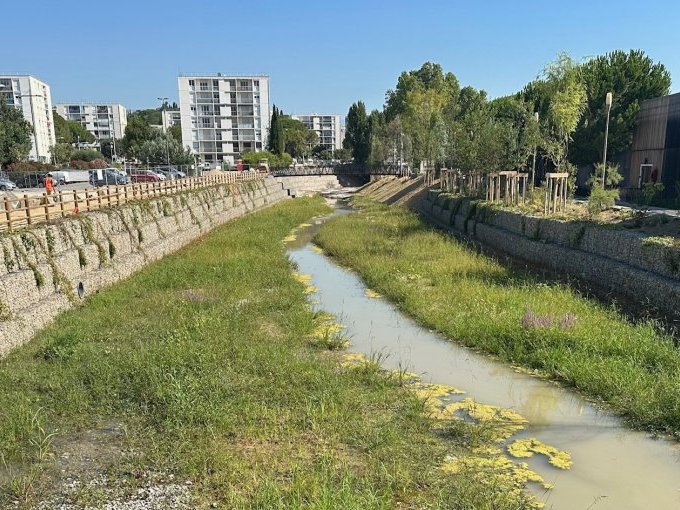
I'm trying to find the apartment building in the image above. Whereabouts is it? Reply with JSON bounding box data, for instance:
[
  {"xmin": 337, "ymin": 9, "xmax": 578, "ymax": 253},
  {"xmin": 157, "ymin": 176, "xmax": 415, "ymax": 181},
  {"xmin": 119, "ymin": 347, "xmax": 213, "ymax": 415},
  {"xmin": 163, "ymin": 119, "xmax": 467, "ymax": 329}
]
[
  {"xmin": 0, "ymin": 75, "xmax": 55, "ymax": 162},
  {"xmin": 162, "ymin": 109, "xmax": 181, "ymax": 130},
  {"xmin": 55, "ymin": 103, "xmax": 127, "ymax": 141},
  {"xmin": 178, "ymin": 74, "xmax": 270, "ymax": 167},
  {"xmin": 291, "ymin": 114, "xmax": 342, "ymax": 152}
]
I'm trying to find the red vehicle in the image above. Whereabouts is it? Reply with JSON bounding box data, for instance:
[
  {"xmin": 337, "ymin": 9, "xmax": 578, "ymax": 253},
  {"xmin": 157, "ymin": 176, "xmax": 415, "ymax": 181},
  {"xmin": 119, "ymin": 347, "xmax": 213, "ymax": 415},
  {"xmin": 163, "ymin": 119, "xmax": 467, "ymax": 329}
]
[{"xmin": 129, "ymin": 170, "xmax": 161, "ymax": 183}]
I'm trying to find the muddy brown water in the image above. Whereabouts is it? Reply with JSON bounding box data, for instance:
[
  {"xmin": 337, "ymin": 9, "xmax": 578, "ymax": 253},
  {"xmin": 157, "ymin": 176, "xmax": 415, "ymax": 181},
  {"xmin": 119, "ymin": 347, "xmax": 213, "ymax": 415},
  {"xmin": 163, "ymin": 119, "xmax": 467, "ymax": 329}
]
[{"xmin": 287, "ymin": 208, "xmax": 680, "ymax": 510}]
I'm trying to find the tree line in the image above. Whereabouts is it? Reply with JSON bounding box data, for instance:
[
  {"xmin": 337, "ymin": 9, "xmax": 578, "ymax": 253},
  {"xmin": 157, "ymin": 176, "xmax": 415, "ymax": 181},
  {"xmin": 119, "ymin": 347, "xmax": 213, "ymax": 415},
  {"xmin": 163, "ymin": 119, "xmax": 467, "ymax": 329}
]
[{"xmin": 343, "ymin": 50, "xmax": 671, "ymax": 187}]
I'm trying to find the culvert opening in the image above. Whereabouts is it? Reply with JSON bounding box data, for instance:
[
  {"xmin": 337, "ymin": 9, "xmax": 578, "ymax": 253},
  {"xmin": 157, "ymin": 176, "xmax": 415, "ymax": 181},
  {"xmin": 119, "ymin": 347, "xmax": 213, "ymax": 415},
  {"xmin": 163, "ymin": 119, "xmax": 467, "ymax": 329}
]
[{"xmin": 77, "ymin": 282, "xmax": 85, "ymax": 299}]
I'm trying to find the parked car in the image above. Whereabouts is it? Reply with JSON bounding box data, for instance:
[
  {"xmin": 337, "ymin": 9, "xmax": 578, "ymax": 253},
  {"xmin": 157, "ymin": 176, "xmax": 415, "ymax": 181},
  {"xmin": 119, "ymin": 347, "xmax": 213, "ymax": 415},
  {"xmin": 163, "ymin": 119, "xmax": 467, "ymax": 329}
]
[
  {"xmin": 89, "ymin": 169, "xmax": 128, "ymax": 187},
  {"xmin": 0, "ymin": 176, "xmax": 17, "ymax": 191},
  {"xmin": 158, "ymin": 169, "xmax": 185, "ymax": 180},
  {"xmin": 129, "ymin": 170, "xmax": 161, "ymax": 183},
  {"xmin": 8, "ymin": 172, "xmax": 46, "ymax": 188}
]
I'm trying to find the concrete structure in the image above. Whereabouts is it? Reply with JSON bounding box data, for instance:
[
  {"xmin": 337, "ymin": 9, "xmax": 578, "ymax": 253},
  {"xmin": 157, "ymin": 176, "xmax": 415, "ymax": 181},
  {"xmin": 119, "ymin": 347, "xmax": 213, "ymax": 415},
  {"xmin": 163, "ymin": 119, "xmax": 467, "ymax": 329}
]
[
  {"xmin": 627, "ymin": 92, "xmax": 680, "ymax": 198},
  {"xmin": 178, "ymin": 74, "xmax": 270, "ymax": 167},
  {"xmin": 162, "ymin": 108, "xmax": 181, "ymax": 130},
  {"xmin": 0, "ymin": 75, "xmax": 55, "ymax": 162},
  {"xmin": 0, "ymin": 178, "xmax": 288, "ymax": 356},
  {"xmin": 291, "ymin": 114, "xmax": 342, "ymax": 152},
  {"xmin": 55, "ymin": 103, "xmax": 128, "ymax": 141}
]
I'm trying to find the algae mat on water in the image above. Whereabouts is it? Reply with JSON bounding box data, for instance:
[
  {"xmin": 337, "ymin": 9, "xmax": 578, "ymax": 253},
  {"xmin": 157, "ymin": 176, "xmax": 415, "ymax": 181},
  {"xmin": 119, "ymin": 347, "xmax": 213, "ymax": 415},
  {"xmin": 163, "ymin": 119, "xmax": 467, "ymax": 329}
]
[
  {"xmin": 314, "ymin": 198, "xmax": 680, "ymax": 436},
  {"xmin": 0, "ymin": 197, "xmax": 534, "ymax": 509}
]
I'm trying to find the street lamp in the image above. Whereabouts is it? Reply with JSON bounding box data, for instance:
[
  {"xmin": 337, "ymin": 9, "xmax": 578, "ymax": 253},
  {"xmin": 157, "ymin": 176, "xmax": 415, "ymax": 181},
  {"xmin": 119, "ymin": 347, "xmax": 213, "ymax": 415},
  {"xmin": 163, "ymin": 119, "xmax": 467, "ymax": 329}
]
[
  {"xmin": 601, "ymin": 92, "xmax": 613, "ymax": 187},
  {"xmin": 158, "ymin": 96, "xmax": 170, "ymax": 166}
]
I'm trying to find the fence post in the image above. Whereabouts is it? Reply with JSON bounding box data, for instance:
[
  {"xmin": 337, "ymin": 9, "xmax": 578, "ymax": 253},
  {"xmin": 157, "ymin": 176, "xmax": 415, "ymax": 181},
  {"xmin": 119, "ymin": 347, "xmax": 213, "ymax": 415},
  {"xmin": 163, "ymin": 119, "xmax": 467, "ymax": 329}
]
[
  {"xmin": 58, "ymin": 190, "xmax": 65, "ymax": 217},
  {"xmin": 4, "ymin": 196, "xmax": 12, "ymax": 231},
  {"xmin": 24, "ymin": 194, "xmax": 32, "ymax": 225},
  {"xmin": 43, "ymin": 192, "xmax": 50, "ymax": 222},
  {"xmin": 97, "ymin": 188, "xmax": 103, "ymax": 209}
]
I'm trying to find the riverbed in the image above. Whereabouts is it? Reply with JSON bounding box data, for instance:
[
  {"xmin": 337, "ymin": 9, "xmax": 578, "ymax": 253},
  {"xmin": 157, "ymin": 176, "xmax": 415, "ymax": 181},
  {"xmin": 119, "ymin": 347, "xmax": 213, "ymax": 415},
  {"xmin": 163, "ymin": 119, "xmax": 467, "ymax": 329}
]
[{"xmin": 287, "ymin": 208, "xmax": 680, "ymax": 510}]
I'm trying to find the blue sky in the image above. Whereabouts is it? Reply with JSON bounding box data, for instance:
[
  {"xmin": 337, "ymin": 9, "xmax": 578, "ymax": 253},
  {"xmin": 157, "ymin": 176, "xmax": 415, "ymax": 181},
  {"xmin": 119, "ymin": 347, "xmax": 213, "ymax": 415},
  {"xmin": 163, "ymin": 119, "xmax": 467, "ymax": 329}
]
[{"xmin": 1, "ymin": 0, "xmax": 679, "ymax": 117}]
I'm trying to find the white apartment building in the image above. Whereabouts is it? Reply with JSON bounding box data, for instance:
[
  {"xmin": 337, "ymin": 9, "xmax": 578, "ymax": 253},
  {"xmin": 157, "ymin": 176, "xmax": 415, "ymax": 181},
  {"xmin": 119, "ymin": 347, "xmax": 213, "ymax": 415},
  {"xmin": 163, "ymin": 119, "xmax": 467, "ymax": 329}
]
[
  {"xmin": 55, "ymin": 103, "xmax": 127, "ymax": 141},
  {"xmin": 162, "ymin": 109, "xmax": 181, "ymax": 130},
  {"xmin": 0, "ymin": 75, "xmax": 55, "ymax": 162},
  {"xmin": 291, "ymin": 114, "xmax": 342, "ymax": 152},
  {"xmin": 178, "ymin": 74, "xmax": 270, "ymax": 167}
]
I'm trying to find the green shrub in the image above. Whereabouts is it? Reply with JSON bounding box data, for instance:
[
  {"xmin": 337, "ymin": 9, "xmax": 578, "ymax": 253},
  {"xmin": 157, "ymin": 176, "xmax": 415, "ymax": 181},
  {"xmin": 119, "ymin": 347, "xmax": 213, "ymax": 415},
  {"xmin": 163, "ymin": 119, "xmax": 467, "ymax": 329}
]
[{"xmin": 587, "ymin": 185, "xmax": 619, "ymax": 215}]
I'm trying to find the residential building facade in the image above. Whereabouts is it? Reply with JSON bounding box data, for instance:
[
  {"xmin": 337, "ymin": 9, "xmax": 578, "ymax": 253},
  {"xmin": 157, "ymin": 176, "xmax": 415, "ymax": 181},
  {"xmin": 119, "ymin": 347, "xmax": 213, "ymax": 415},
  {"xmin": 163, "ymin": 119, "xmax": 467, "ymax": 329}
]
[
  {"xmin": 55, "ymin": 103, "xmax": 128, "ymax": 141},
  {"xmin": 178, "ymin": 74, "xmax": 270, "ymax": 167},
  {"xmin": 0, "ymin": 75, "xmax": 55, "ymax": 162},
  {"xmin": 291, "ymin": 114, "xmax": 342, "ymax": 152},
  {"xmin": 162, "ymin": 109, "xmax": 181, "ymax": 130}
]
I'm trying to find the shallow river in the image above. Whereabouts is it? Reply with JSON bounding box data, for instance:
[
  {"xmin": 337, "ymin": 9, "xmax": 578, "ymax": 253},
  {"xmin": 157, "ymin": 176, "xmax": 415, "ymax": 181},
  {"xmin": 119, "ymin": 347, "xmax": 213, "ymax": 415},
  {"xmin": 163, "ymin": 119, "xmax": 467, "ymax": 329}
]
[{"xmin": 287, "ymin": 209, "xmax": 680, "ymax": 510}]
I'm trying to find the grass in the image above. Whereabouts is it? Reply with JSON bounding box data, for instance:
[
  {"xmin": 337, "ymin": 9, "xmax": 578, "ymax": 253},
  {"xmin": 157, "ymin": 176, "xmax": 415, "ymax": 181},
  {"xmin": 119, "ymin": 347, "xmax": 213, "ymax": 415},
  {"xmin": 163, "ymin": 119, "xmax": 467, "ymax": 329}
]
[
  {"xmin": 315, "ymin": 198, "xmax": 680, "ymax": 436},
  {"xmin": 0, "ymin": 197, "xmax": 534, "ymax": 509}
]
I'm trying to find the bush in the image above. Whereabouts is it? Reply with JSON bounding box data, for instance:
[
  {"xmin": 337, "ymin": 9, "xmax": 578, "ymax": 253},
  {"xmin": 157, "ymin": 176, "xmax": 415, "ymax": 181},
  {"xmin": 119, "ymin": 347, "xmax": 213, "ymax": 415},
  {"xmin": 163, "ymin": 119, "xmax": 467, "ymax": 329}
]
[
  {"xmin": 6, "ymin": 161, "xmax": 56, "ymax": 172},
  {"xmin": 587, "ymin": 185, "xmax": 619, "ymax": 215},
  {"xmin": 240, "ymin": 150, "xmax": 293, "ymax": 169}
]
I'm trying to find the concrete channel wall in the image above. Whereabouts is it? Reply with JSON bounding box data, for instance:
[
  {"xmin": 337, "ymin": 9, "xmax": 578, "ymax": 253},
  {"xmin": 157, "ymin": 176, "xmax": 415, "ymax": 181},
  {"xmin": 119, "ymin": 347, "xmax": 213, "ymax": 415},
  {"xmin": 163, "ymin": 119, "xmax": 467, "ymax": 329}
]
[
  {"xmin": 0, "ymin": 179, "xmax": 289, "ymax": 356},
  {"xmin": 420, "ymin": 191, "xmax": 680, "ymax": 320}
]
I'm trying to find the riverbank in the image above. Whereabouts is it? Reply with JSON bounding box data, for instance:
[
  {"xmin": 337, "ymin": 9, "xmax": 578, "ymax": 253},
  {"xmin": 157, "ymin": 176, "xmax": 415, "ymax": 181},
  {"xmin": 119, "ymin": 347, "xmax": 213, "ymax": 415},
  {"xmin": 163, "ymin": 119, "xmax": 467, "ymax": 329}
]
[
  {"xmin": 314, "ymin": 198, "xmax": 680, "ymax": 436},
  {"xmin": 0, "ymin": 197, "xmax": 534, "ymax": 509}
]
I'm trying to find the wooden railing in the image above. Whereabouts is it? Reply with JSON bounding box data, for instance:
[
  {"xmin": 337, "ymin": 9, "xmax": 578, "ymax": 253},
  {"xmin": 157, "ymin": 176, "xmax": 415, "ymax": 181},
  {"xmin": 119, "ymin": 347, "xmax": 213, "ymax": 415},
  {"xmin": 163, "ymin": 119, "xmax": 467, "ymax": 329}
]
[{"xmin": 0, "ymin": 171, "xmax": 264, "ymax": 232}]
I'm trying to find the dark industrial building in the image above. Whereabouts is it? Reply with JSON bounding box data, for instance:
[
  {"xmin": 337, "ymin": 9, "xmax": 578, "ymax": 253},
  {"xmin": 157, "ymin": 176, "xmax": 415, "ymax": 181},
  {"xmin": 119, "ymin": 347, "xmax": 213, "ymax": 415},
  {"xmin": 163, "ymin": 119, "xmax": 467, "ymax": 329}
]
[{"xmin": 627, "ymin": 92, "xmax": 680, "ymax": 198}]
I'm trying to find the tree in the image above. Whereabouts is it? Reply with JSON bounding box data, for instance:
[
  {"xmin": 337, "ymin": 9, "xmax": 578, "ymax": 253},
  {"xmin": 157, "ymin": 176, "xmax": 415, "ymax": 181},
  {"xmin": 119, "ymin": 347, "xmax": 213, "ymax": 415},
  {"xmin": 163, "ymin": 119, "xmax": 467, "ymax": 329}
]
[
  {"xmin": 523, "ymin": 53, "xmax": 586, "ymax": 178},
  {"xmin": 50, "ymin": 142, "xmax": 73, "ymax": 166},
  {"xmin": 344, "ymin": 101, "xmax": 370, "ymax": 163},
  {"xmin": 169, "ymin": 124, "xmax": 182, "ymax": 143},
  {"xmin": 130, "ymin": 108, "xmax": 162, "ymax": 126},
  {"xmin": 0, "ymin": 101, "xmax": 33, "ymax": 167},
  {"xmin": 280, "ymin": 115, "xmax": 317, "ymax": 158},
  {"xmin": 571, "ymin": 49, "xmax": 671, "ymax": 165},
  {"xmin": 267, "ymin": 105, "xmax": 285, "ymax": 155},
  {"xmin": 121, "ymin": 115, "xmax": 155, "ymax": 159},
  {"xmin": 402, "ymin": 88, "xmax": 448, "ymax": 168},
  {"xmin": 53, "ymin": 112, "xmax": 95, "ymax": 144},
  {"xmin": 385, "ymin": 62, "xmax": 460, "ymax": 122},
  {"xmin": 136, "ymin": 134, "xmax": 194, "ymax": 165}
]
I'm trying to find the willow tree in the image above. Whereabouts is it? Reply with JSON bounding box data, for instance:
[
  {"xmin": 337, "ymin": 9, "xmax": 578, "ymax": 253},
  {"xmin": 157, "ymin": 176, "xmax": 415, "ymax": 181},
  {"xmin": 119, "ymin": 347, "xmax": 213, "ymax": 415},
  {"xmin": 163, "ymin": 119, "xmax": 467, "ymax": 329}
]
[{"xmin": 528, "ymin": 53, "xmax": 586, "ymax": 187}]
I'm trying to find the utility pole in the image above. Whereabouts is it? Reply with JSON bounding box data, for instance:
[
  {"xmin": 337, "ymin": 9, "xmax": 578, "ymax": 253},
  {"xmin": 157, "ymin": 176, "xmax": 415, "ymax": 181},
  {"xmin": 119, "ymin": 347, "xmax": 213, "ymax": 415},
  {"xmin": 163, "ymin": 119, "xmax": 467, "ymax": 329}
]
[
  {"xmin": 601, "ymin": 92, "xmax": 613, "ymax": 187},
  {"xmin": 158, "ymin": 96, "xmax": 170, "ymax": 166}
]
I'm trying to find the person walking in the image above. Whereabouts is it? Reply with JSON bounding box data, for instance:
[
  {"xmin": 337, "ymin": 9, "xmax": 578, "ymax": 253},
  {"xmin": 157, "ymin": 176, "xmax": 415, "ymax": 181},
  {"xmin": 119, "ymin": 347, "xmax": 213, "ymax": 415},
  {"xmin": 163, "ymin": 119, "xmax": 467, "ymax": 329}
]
[{"xmin": 44, "ymin": 173, "xmax": 55, "ymax": 203}]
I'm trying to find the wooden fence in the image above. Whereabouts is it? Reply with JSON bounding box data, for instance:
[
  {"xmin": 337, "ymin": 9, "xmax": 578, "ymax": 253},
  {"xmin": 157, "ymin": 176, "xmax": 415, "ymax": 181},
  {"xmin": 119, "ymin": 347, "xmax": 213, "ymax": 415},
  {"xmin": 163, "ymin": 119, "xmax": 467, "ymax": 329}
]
[{"xmin": 0, "ymin": 171, "xmax": 264, "ymax": 232}]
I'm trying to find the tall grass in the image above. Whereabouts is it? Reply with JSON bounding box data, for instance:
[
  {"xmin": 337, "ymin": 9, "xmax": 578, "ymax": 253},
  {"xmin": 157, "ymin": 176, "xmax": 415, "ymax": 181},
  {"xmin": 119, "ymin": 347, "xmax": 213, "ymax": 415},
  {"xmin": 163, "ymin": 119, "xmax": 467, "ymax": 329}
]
[
  {"xmin": 315, "ymin": 198, "xmax": 680, "ymax": 436},
  {"xmin": 0, "ymin": 197, "xmax": 532, "ymax": 509}
]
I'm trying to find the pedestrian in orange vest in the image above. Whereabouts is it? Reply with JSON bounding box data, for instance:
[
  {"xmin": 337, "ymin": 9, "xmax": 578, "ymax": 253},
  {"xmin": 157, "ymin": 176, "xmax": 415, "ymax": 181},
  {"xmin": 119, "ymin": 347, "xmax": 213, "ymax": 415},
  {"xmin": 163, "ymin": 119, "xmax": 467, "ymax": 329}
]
[{"xmin": 44, "ymin": 173, "xmax": 55, "ymax": 195}]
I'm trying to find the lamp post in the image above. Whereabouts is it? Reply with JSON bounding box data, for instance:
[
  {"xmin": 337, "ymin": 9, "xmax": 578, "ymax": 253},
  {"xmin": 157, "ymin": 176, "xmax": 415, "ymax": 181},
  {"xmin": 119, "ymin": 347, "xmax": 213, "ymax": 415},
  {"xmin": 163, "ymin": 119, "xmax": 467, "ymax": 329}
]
[
  {"xmin": 158, "ymin": 97, "xmax": 170, "ymax": 166},
  {"xmin": 531, "ymin": 111, "xmax": 539, "ymax": 188},
  {"xmin": 601, "ymin": 92, "xmax": 613, "ymax": 187}
]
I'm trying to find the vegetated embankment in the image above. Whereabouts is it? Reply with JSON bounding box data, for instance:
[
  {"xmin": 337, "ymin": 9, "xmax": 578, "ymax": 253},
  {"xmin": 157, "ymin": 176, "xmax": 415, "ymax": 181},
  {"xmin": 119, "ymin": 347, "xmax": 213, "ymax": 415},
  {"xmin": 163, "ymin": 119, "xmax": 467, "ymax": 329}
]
[
  {"xmin": 0, "ymin": 197, "xmax": 536, "ymax": 509},
  {"xmin": 419, "ymin": 190, "xmax": 680, "ymax": 322},
  {"xmin": 314, "ymin": 198, "xmax": 680, "ymax": 436},
  {"xmin": 0, "ymin": 178, "xmax": 286, "ymax": 356}
]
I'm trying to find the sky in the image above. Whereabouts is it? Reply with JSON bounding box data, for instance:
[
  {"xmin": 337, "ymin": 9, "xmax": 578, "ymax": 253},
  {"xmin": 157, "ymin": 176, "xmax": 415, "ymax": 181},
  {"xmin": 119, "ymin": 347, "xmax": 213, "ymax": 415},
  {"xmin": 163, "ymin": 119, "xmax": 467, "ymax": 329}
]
[{"xmin": 2, "ymin": 0, "xmax": 679, "ymax": 118}]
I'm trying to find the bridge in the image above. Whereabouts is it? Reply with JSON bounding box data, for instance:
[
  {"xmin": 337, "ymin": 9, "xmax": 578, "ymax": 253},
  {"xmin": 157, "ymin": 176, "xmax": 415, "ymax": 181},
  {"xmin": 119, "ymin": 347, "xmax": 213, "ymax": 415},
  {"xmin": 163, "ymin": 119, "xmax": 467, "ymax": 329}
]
[{"xmin": 270, "ymin": 164, "xmax": 408, "ymax": 178}]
